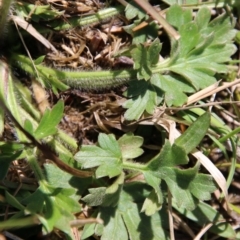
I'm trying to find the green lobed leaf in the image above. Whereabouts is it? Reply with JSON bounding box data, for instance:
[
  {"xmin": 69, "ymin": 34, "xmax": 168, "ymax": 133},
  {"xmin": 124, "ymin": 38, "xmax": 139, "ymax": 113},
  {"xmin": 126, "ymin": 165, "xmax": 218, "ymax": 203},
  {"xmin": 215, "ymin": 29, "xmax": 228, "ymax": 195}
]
[
  {"xmin": 142, "ymin": 172, "xmax": 163, "ymax": 215},
  {"xmin": 82, "ymin": 187, "xmax": 107, "ymax": 206},
  {"xmin": 21, "ymin": 183, "xmax": 80, "ymax": 238},
  {"xmin": 146, "ymin": 140, "xmax": 188, "ymax": 171},
  {"xmin": 131, "ymin": 39, "xmax": 162, "ymax": 80},
  {"xmin": 179, "ymin": 22, "xmax": 200, "ymax": 57},
  {"xmin": 81, "ymin": 211, "xmax": 98, "ymax": 239},
  {"xmin": 152, "ymin": 74, "xmax": 194, "ymax": 106},
  {"xmin": 189, "ymin": 173, "xmax": 217, "ymax": 200},
  {"xmin": 131, "ymin": 45, "xmax": 152, "ymax": 80},
  {"xmin": 125, "ymin": 1, "xmax": 146, "ymax": 20},
  {"xmin": 22, "ymin": 188, "xmax": 45, "ymax": 214},
  {"xmin": 44, "ymin": 164, "xmax": 91, "ymax": 196},
  {"xmin": 118, "ymin": 133, "xmax": 144, "ymax": 159},
  {"xmin": 166, "ymin": 8, "xmax": 237, "ymax": 90},
  {"xmin": 74, "ymin": 133, "xmax": 122, "ymax": 178},
  {"xmin": 123, "ymin": 80, "xmax": 163, "ymax": 120},
  {"xmin": 166, "ymin": 4, "xmax": 192, "ymax": 30},
  {"xmin": 148, "ymin": 38, "xmax": 162, "ymax": 65},
  {"xmin": 101, "ymin": 210, "xmax": 128, "ymax": 240},
  {"xmin": 75, "ymin": 144, "xmax": 122, "ymax": 178},
  {"xmin": 103, "ymin": 173, "xmax": 124, "ymax": 207},
  {"xmin": 123, "ymin": 6, "xmax": 236, "ymax": 120},
  {"xmin": 98, "ymin": 133, "xmax": 121, "ymax": 157},
  {"xmin": 195, "ymin": 7, "xmax": 211, "ymax": 30},
  {"xmin": 174, "ymin": 200, "xmax": 236, "ymax": 239},
  {"xmin": 161, "ymin": 167, "xmax": 199, "ymax": 210},
  {"xmin": 87, "ymin": 182, "xmax": 169, "ymax": 240},
  {"xmin": 141, "ymin": 174, "xmax": 163, "ymax": 215},
  {"xmin": 143, "ymin": 137, "xmax": 216, "ymax": 210},
  {"xmin": 141, "ymin": 190, "xmax": 162, "ymax": 216}
]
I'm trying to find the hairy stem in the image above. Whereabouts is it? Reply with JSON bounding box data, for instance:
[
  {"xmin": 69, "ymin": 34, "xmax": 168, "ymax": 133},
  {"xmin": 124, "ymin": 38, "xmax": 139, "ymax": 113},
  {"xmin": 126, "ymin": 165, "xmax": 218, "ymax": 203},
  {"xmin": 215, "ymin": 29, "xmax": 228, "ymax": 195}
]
[
  {"xmin": 51, "ymin": 6, "xmax": 124, "ymax": 31},
  {"xmin": 122, "ymin": 161, "xmax": 147, "ymax": 172},
  {"xmin": 11, "ymin": 53, "xmax": 170, "ymax": 90},
  {"xmin": 0, "ymin": 0, "xmax": 12, "ymax": 42}
]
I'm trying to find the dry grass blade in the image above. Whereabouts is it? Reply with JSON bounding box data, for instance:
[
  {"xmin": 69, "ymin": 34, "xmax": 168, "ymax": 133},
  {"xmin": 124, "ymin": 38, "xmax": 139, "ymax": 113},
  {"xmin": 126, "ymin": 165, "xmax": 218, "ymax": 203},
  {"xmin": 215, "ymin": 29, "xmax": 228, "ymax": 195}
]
[
  {"xmin": 11, "ymin": 15, "xmax": 57, "ymax": 52},
  {"xmin": 133, "ymin": 0, "xmax": 180, "ymax": 40},
  {"xmin": 193, "ymin": 223, "xmax": 214, "ymax": 240},
  {"xmin": 187, "ymin": 78, "xmax": 240, "ymax": 106},
  {"xmin": 192, "ymin": 150, "xmax": 228, "ymax": 198}
]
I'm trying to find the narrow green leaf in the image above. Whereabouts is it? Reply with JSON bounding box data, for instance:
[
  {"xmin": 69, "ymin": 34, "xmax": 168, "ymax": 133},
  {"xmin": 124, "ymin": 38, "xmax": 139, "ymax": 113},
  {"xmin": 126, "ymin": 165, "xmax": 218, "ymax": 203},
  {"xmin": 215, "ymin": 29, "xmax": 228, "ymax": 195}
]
[
  {"xmin": 34, "ymin": 100, "xmax": 64, "ymax": 139},
  {"xmin": 24, "ymin": 119, "xmax": 34, "ymax": 135},
  {"xmin": 5, "ymin": 191, "xmax": 25, "ymax": 211},
  {"xmin": 0, "ymin": 216, "xmax": 39, "ymax": 231},
  {"xmin": 174, "ymin": 201, "xmax": 236, "ymax": 239},
  {"xmin": 34, "ymin": 55, "xmax": 45, "ymax": 65},
  {"xmin": 0, "ymin": 152, "xmax": 22, "ymax": 180},
  {"xmin": 174, "ymin": 112, "xmax": 210, "ymax": 154}
]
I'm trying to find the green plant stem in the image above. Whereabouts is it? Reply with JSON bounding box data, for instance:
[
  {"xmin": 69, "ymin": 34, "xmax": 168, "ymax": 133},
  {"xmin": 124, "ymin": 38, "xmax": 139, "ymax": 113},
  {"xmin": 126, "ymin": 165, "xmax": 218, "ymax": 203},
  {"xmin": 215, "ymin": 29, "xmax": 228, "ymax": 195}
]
[
  {"xmin": 50, "ymin": 6, "xmax": 124, "ymax": 31},
  {"xmin": 0, "ymin": 215, "xmax": 40, "ymax": 230},
  {"xmin": 11, "ymin": 53, "xmax": 170, "ymax": 90},
  {"xmin": 123, "ymin": 161, "xmax": 147, "ymax": 171},
  {"xmin": 25, "ymin": 149, "xmax": 46, "ymax": 182},
  {"xmin": 0, "ymin": 0, "xmax": 13, "ymax": 41},
  {"xmin": 218, "ymin": 126, "xmax": 240, "ymax": 143}
]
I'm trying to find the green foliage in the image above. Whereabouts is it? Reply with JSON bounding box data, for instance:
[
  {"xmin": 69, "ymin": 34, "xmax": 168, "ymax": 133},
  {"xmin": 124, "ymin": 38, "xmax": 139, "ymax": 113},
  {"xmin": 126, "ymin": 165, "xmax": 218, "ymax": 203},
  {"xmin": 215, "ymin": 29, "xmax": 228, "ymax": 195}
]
[
  {"xmin": 0, "ymin": 1, "xmax": 238, "ymax": 239},
  {"xmin": 131, "ymin": 39, "xmax": 162, "ymax": 80},
  {"xmin": 15, "ymin": 2, "xmax": 61, "ymax": 22},
  {"xmin": 125, "ymin": 1, "xmax": 146, "ymax": 20},
  {"xmin": 34, "ymin": 100, "xmax": 64, "ymax": 139},
  {"xmin": 81, "ymin": 182, "xmax": 170, "ymax": 240},
  {"xmin": 75, "ymin": 133, "xmax": 123, "ymax": 178},
  {"xmin": 74, "ymin": 113, "xmax": 219, "ymax": 238},
  {"xmin": 123, "ymin": 5, "xmax": 236, "ymax": 120},
  {"xmin": 0, "ymin": 165, "xmax": 90, "ymax": 238}
]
